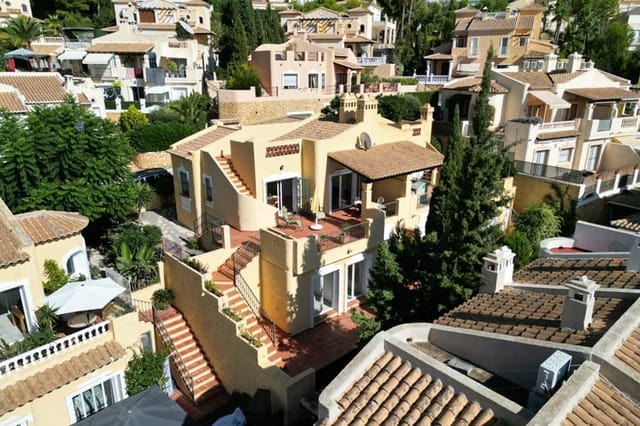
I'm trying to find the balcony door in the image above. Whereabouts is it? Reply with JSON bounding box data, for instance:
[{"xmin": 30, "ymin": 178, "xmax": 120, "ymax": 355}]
[
  {"xmin": 265, "ymin": 174, "xmax": 299, "ymax": 213},
  {"xmin": 313, "ymin": 269, "xmax": 338, "ymax": 318},
  {"xmin": 0, "ymin": 285, "xmax": 29, "ymax": 343},
  {"xmin": 330, "ymin": 170, "xmax": 361, "ymax": 212},
  {"xmin": 533, "ymin": 150, "xmax": 548, "ymax": 176}
]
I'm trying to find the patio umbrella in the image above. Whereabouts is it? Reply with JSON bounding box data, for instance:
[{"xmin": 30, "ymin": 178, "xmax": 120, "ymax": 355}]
[
  {"xmin": 75, "ymin": 385, "xmax": 200, "ymax": 426},
  {"xmin": 44, "ymin": 278, "xmax": 125, "ymax": 315}
]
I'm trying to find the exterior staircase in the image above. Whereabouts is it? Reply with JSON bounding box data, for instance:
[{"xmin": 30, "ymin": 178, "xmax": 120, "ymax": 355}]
[
  {"xmin": 157, "ymin": 308, "xmax": 222, "ymax": 404},
  {"xmin": 217, "ymin": 156, "xmax": 252, "ymax": 197},
  {"xmin": 212, "ymin": 238, "xmax": 284, "ymax": 367}
]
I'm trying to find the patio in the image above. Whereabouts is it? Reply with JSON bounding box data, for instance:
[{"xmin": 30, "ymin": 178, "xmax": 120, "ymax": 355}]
[{"xmin": 271, "ymin": 207, "xmax": 363, "ymax": 241}]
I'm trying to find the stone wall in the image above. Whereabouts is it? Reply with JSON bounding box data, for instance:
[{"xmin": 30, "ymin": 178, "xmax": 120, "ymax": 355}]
[
  {"xmin": 133, "ymin": 151, "xmax": 171, "ymax": 171},
  {"xmin": 219, "ymin": 96, "xmax": 332, "ymax": 125}
]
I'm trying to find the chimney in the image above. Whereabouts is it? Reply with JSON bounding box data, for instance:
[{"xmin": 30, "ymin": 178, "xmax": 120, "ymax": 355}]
[
  {"xmin": 356, "ymin": 94, "xmax": 378, "ymax": 123},
  {"xmin": 420, "ymin": 103, "xmax": 434, "ymax": 143},
  {"xmin": 561, "ymin": 276, "xmax": 599, "ymax": 330},
  {"xmin": 338, "ymin": 93, "xmax": 357, "ymax": 123},
  {"xmin": 480, "ymin": 246, "xmax": 515, "ymax": 293},
  {"xmin": 567, "ymin": 52, "xmax": 583, "ymax": 73},
  {"xmin": 544, "ymin": 53, "xmax": 557, "ymax": 73},
  {"xmin": 626, "ymin": 236, "xmax": 640, "ymax": 271}
]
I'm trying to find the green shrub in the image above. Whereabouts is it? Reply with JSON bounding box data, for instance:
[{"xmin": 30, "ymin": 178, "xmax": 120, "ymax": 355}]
[
  {"xmin": 42, "ymin": 260, "xmax": 68, "ymax": 295},
  {"xmin": 128, "ymin": 122, "xmax": 199, "ymax": 153},
  {"xmin": 377, "ymin": 94, "xmax": 422, "ymax": 123},
  {"xmin": 108, "ymin": 224, "xmax": 162, "ymax": 263},
  {"xmin": 226, "ymin": 62, "xmax": 263, "ymax": 97},
  {"xmin": 119, "ymin": 105, "xmax": 149, "ymax": 133},
  {"xmin": 504, "ymin": 230, "xmax": 536, "ymax": 270},
  {"xmin": 181, "ymin": 257, "xmax": 208, "ymax": 273},
  {"xmin": 205, "ymin": 280, "xmax": 222, "ymax": 296},
  {"xmin": 408, "ymin": 92, "xmax": 434, "ymax": 106},
  {"xmin": 240, "ymin": 329, "xmax": 263, "ymax": 347},
  {"xmin": 124, "ymin": 348, "xmax": 170, "ymax": 395},
  {"xmin": 222, "ymin": 307, "xmax": 241, "ymax": 322},
  {"xmin": 151, "ymin": 288, "xmax": 174, "ymax": 310}
]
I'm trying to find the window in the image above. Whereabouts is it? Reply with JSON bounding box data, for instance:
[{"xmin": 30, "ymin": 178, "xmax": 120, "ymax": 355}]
[
  {"xmin": 308, "ymin": 73, "xmax": 319, "ymax": 89},
  {"xmin": 519, "ymin": 37, "xmax": 528, "ymax": 47},
  {"xmin": 523, "ymin": 60, "xmax": 530, "ymax": 70},
  {"xmin": 65, "ymin": 251, "xmax": 87, "ymax": 278},
  {"xmin": 346, "ymin": 260, "xmax": 366, "ymax": 299},
  {"xmin": 179, "ymin": 170, "xmax": 190, "ymax": 197},
  {"xmin": 558, "ymin": 148, "xmax": 573, "ymax": 163},
  {"xmin": 586, "ymin": 145, "xmax": 601, "ymax": 171},
  {"xmin": 623, "ymin": 102, "xmax": 635, "ymax": 116},
  {"xmin": 313, "ymin": 269, "xmax": 338, "ymax": 317},
  {"xmin": 321, "ymin": 73, "xmax": 326, "ymax": 89},
  {"xmin": 455, "ymin": 37, "xmax": 466, "ymax": 48},
  {"xmin": 330, "ymin": 170, "xmax": 362, "ymax": 211},
  {"xmin": 283, "ymin": 73, "xmax": 298, "ymax": 89},
  {"xmin": 69, "ymin": 374, "xmax": 125, "ymax": 423},
  {"xmin": 499, "ymin": 37, "xmax": 509, "ymax": 57},
  {"xmin": 203, "ymin": 175, "xmax": 213, "ymax": 204},
  {"xmin": 469, "ymin": 37, "xmax": 479, "ymax": 57},
  {"xmin": 533, "ymin": 150, "xmax": 549, "ymax": 176},
  {"xmin": 199, "ymin": 16, "xmax": 204, "ymax": 25}
]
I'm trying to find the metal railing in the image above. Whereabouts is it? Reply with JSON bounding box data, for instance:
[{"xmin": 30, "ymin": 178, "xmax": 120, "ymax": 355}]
[
  {"xmin": 514, "ymin": 160, "xmax": 586, "ymax": 184},
  {"xmin": 0, "ymin": 321, "xmax": 110, "ymax": 377},
  {"xmin": 154, "ymin": 310, "xmax": 194, "ymax": 401},
  {"xmin": 193, "ymin": 213, "xmax": 224, "ymax": 246},
  {"xmin": 383, "ymin": 200, "xmax": 399, "ymax": 217},
  {"xmin": 317, "ymin": 222, "xmax": 366, "ymax": 252}
]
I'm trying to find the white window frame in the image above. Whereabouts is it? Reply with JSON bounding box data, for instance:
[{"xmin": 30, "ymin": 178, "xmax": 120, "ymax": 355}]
[
  {"xmin": 558, "ymin": 147, "xmax": 573, "ymax": 163},
  {"xmin": 66, "ymin": 372, "xmax": 126, "ymax": 424},
  {"xmin": 469, "ymin": 37, "xmax": 479, "ymax": 57},
  {"xmin": 499, "ymin": 37, "xmax": 509, "ymax": 57},
  {"xmin": 283, "ymin": 72, "xmax": 298, "ymax": 89},
  {"xmin": 308, "ymin": 72, "xmax": 319, "ymax": 89},
  {"xmin": 345, "ymin": 253, "xmax": 370, "ymax": 302},
  {"xmin": 311, "ymin": 264, "xmax": 341, "ymax": 326},
  {"xmin": 203, "ymin": 174, "xmax": 213, "ymax": 205},
  {"xmin": 519, "ymin": 37, "xmax": 528, "ymax": 47},
  {"xmin": 0, "ymin": 279, "xmax": 36, "ymax": 333},
  {"xmin": 586, "ymin": 145, "xmax": 601, "ymax": 171},
  {"xmin": 63, "ymin": 246, "xmax": 90, "ymax": 279},
  {"xmin": 0, "ymin": 414, "xmax": 32, "ymax": 426},
  {"xmin": 329, "ymin": 169, "xmax": 361, "ymax": 212}
]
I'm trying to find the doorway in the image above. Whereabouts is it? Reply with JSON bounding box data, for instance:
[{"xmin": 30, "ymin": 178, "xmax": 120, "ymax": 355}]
[
  {"xmin": 313, "ymin": 270, "xmax": 338, "ymax": 318},
  {"xmin": 330, "ymin": 170, "xmax": 361, "ymax": 212},
  {"xmin": 265, "ymin": 176, "xmax": 299, "ymax": 213}
]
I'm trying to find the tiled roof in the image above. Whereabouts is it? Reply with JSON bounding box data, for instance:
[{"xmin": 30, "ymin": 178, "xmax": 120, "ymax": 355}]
[
  {"xmin": 15, "ymin": 210, "xmax": 89, "ymax": 244},
  {"xmin": 563, "ymin": 379, "xmax": 640, "ymax": 425},
  {"xmin": 454, "ymin": 17, "xmax": 473, "ymax": 35},
  {"xmin": 435, "ymin": 288, "xmax": 632, "ymax": 346},
  {"xmin": 0, "ymin": 202, "xmax": 30, "ymax": 268},
  {"xmin": 169, "ymin": 126, "xmax": 238, "ymax": 158},
  {"xmin": 308, "ymin": 34, "xmax": 344, "ymax": 40},
  {"xmin": 548, "ymin": 71, "xmax": 583, "ymax": 84},
  {"xmin": 444, "ymin": 78, "xmax": 509, "ymax": 94},
  {"xmin": 515, "ymin": 15, "xmax": 535, "ymax": 30},
  {"xmin": 76, "ymin": 92, "xmax": 91, "ymax": 106},
  {"xmin": 0, "ymin": 91, "xmax": 27, "ymax": 112},
  {"xmin": 0, "ymin": 341, "xmax": 125, "ymax": 417},
  {"xmin": 514, "ymin": 257, "xmax": 640, "ymax": 289},
  {"xmin": 565, "ymin": 87, "xmax": 640, "ymax": 101},
  {"xmin": 0, "ymin": 74, "xmax": 67, "ymax": 104},
  {"xmin": 468, "ymin": 17, "xmax": 518, "ymax": 32},
  {"xmin": 272, "ymin": 118, "xmax": 353, "ymax": 142},
  {"xmin": 87, "ymin": 43, "xmax": 154, "ymax": 53},
  {"xmin": 330, "ymin": 352, "xmax": 499, "ymax": 426},
  {"xmin": 611, "ymin": 212, "xmax": 640, "ymax": 232},
  {"xmin": 615, "ymin": 324, "xmax": 640, "ymax": 373},
  {"xmin": 424, "ymin": 52, "xmax": 452, "ymax": 60},
  {"xmin": 344, "ymin": 35, "xmax": 373, "ymax": 44},
  {"xmin": 500, "ymin": 72, "xmax": 554, "ymax": 90},
  {"xmin": 329, "ymin": 141, "xmax": 444, "ymax": 181},
  {"xmin": 333, "ymin": 59, "xmax": 363, "ymax": 70}
]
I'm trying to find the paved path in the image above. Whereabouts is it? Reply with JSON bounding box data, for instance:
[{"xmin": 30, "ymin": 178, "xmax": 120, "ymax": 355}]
[{"xmin": 141, "ymin": 208, "xmax": 194, "ymax": 248}]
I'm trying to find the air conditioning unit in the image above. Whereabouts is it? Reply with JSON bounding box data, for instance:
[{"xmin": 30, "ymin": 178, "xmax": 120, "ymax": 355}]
[{"xmin": 535, "ymin": 350, "xmax": 572, "ymax": 395}]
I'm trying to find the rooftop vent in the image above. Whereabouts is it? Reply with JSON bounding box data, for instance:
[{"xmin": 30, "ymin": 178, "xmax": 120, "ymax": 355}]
[{"xmin": 528, "ymin": 350, "xmax": 572, "ymax": 411}]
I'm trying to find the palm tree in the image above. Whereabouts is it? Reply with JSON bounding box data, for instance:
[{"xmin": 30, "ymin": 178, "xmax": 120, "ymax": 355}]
[
  {"xmin": 43, "ymin": 14, "xmax": 63, "ymax": 37},
  {"xmin": 168, "ymin": 93, "xmax": 210, "ymax": 129},
  {"xmin": 115, "ymin": 242, "xmax": 158, "ymax": 289},
  {"xmin": 35, "ymin": 304, "xmax": 59, "ymax": 332},
  {"xmin": 132, "ymin": 181, "xmax": 155, "ymax": 224},
  {"xmin": 0, "ymin": 15, "xmax": 43, "ymax": 49}
]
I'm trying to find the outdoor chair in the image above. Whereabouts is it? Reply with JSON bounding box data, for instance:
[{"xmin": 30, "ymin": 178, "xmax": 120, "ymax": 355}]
[{"xmin": 279, "ymin": 206, "xmax": 302, "ymax": 230}]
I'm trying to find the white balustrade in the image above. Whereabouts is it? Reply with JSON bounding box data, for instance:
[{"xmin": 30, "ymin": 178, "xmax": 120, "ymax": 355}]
[{"xmin": 0, "ymin": 321, "xmax": 110, "ymax": 377}]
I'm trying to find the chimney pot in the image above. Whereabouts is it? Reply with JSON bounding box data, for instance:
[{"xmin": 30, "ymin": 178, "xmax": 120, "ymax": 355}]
[{"xmin": 561, "ymin": 276, "xmax": 599, "ymax": 330}]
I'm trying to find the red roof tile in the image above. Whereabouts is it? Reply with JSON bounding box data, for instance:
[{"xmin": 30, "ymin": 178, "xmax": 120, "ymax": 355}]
[
  {"xmin": 15, "ymin": 210, "xmax": 89, "ymax": 244},
  {"xmin": 271, "ymin": 118, "xmax": 353, "ymax": 142},
  {"xmin": 0, "ymin": 73, "xmax": 68, "ymax": 104},
  {"xmin": 169, "ymin": 126, "xmax": 238, "ymax": 158},
  {"xmin": 615, "ymin": 324, "xmax": 640, "ymax": 374},
  {"xmin": 563, "ymin": 379, "xmax": 640, "ymax": 425}
]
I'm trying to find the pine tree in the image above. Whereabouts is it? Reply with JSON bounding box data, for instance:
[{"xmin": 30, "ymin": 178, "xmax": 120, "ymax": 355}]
[{"xmin": 0, "ymin": 112, "xmax": 39, "ymax": 207}]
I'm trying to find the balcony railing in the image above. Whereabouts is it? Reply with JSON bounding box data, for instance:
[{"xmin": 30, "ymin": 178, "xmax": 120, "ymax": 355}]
[
  {"xmin": 0, "ymin": 321, "xmax": 110, "ymax": 377},
  {"xmin": 383, "ymin": 200, "xmax": 398, "ymax": 217},
  {"xmin": 538, "ymin": 119, "xmax": 580, "ymax": 131},
  {"xmin": 317, "ymin": 222, "xmax": 366, "ymax": 252},
  {"xmin": 514, "ymin": 160, "xmax": 587, "ymax": 184},
  {"xmin": 414, "ymin": 75, "xmax": 450, "ymax": 85},
  {"xmin": 585, "ymin": 116, "xmax": 640, "ymax": 138},
  {"xmin": 356, "ymin": 56, "xmax": 385, "ymax": 66}
]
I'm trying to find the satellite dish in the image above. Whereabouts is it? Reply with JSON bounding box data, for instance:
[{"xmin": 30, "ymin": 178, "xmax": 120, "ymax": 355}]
[{"xmin": 360, "ymin": 132, "xmax": 372, "ymax": 150}]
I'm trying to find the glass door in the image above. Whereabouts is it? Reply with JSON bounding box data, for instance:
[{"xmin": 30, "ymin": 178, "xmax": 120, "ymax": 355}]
[
  {"xmin": 346, "ymin": 261, "xmax": 365, "ymax": 300},
  {"xmin": 266, "ymin": 178, "xmax": 298, "ymax": 213},
  {"xmin": 330, "ymin": 171, "xmax": 361, "ymax": 212},
  {"xmin": 313, "ymin": 271, "xmax": 338, "ymax": 317}
]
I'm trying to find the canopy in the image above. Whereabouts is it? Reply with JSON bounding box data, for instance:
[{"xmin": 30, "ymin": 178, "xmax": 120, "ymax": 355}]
[
  {"xmin": 4, "ymin": 48, "xmax": 45, "ymax": 59},
  {"xmin": 74, "ymin": 386, "xmax": 199, "ymax": 426},
  {"xmin": 82, "ymin": 53, "xmax": 114, "ymax": 65},
  {"xmin": 529, "ymin": 90, "xmax": 571, "ymax": 109},
  {"xmin": 44, "ymin": 278, "xmax": 125, "ymax": 315},
  {"xmin": 58, "ymin": 50, "xmax": 87, "ymax": 61}
]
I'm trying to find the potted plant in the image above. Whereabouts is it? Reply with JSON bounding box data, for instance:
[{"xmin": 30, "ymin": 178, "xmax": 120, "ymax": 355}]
[
  {"xmin": 151, "ymin": 288, "xmax": 175, "ymax": 310},
  {"xmin": 340, "ymin": 222, "xmax": 351, "ymax": 243}
]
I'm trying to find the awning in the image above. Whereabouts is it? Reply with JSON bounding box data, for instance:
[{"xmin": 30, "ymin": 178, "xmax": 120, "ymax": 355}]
[
  {"xmin": 529, "ymin": 90, "xmax": 571, "ymax": 109},
  {"xmin": 146, "ymin": 85, "xmax": 170, "ymax": 94},
  {"xmin": 329, "ymin": 141, "xmax": 444, "ymax": 181},
  {"xmin": 82, "ymin": 53, "xmax": 114, "ymax": 65},
  {"xmin": 333, "ymin": 59, "xmax": 363, "ymax": 70},
  {"xmin": 58, "ymin": 50, "xmax": 86, "ymax": 61}
]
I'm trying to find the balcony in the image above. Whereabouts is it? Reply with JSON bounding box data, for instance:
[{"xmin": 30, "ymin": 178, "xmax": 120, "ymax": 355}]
[
  {"xmin": 414, "ymin": 74, "xmax": 450, "ymax": 85},
  {"xmin": 356, "ymin": 56, "xmax": 386, "ymax": 66},
  {"xmin": 583, "ymin": 116, "xmax": 640, "ymax": 139}
]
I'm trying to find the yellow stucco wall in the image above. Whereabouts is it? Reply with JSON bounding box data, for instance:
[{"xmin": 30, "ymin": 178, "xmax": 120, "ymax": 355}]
[{"xmin": 513, "ymin": 174, "xmax": 581, "ymax": 213}]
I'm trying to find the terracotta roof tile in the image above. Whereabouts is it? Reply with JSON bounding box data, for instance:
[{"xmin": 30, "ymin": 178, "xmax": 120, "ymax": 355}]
[
  {"xmin": 330, "ymin": 352, "xmax": 498, "ymax": 425},
  {"xmin": 0, "ymin": 201, "xmax": 30, "ymax": 268},
  {"xmin": 611, "ymin": 211, "xmax": 640, "ymax": 232},
  {"xmin": 169, "ymin": 126, "xmax": 239, "ymax": 158},
  {"xmin": 0, "ymin": 91, "xmax": 27, "ymax": 112},
  {"xmin": 15, "ymin": 210, "xmax": 88, "ymax": 244},
  {"xmin": 87, "ymin": 43, "xmax": 154, "ymax": 53},
  {"xmin": 435, "ymin": 288, "xmax": 632, "ymax": 346},
  {"xmin": 562, "ymin": 379, "xmax": 640, "ymax": 425},
  {"xmin": 329, "ymin": 141, "xmax": 444, "ymax": 181},
  {"xmin": 272, "ymin": 117, "xmax": 353, "ymax": 142},
  {"xmin": 548, "ymin": 71, "xmax": 583, "ymax": 84},
  {"xmin": 565, "ymin": 87, "xmax": 640, "ymax": 101},
  {"xmin": 0, "ymin": 341, "xmax": 125, "ymax": 417},
  {"xmin": 0, "ymin": 73, "xmax": 67, "ymax": 104},
  {"xmin": 468, "ymin": 17, "xmax": 518, "ymax": 32},
  {"xmin": 444, "ymin": 78, "xmax": 509, "ymax": 94},
  {"xmin": 501, "ymin": 72, "xmax": 554, "ymax": 90},
  {"xmin": 514, "ymin": 257, "xmax": 640, "ymax": 289},
  {"xmin": 615, "ymin": 324, "xmax": 640, "ymax": 374}
]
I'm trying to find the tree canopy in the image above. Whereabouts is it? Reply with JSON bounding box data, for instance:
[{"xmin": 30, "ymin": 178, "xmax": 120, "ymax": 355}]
[{"xmin": 0, "ymin": 99, "xmax": 139, "ymax": 222}]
